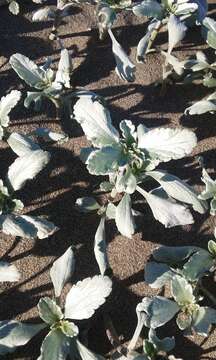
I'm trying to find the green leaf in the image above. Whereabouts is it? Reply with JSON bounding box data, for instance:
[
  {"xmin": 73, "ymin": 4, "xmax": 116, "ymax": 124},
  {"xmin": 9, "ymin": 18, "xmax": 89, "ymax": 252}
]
[
  {"xmin": 0, "ymin": 321, "xmax": 45, "ymax": 355},
  {"xmin": 176, "ymin": 312, "xmax": 192, "ymax": 330},
  {"xmin": 38, "ymin": 298, "xmax": 63, "ymax": 325},
  {"xmin": 50, "ymin": 247, "xmax": 75, "ymax": 298},
  {"xmin": 207, "ymin": 30, "xmax": 216, "ymax": 50},
  {"xmin": 143, "ymin": 340, "xmax": 156, "ymax": 358},
  {"xmin": 171, "ymin": 275, "xmax": 195, "ymax": 306},
  {"xmin": 115, "ymin": 193, "xmax": 135, "ymax": 238},
  {"xmin": 208, "ymin": 240, "xmax": 216, "ymax": 256}
]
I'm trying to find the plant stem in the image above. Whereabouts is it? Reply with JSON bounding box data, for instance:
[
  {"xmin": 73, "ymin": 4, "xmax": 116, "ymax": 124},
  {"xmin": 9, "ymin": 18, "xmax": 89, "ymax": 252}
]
[
  {"xmin": 146, "ymin": 21, "xmax": 163, "ymax": 54},
  {"xmin": 103, "ymin": 314, "xmax": 128, "ymax": 357}
]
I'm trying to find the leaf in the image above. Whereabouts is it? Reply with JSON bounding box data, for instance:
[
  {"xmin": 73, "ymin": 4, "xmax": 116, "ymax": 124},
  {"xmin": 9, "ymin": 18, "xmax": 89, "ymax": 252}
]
[
  {"xmin": 10, "ymin": 53, "xmax": 48, "ymax": 90},
  {"xmin": 73, "ymin": 97, "xmax": 119, "ymax": 147},
  {"xmin": 115, "ymin": 167, "xmax": 137, "ymax": 195},
  {"xmin": 120, "ymin": 120, "xmax": 137, "ymax": 143},
  {"xmin": 0, "ymin": 90, "xmax": 21, "ymax": 127},
  {"xmin": 75, "ymin": 197, "xmax": 100, "ymax": 213},
  {"xmin": 137, "ymin": 186, "xmax": 194, "ymax": 228},
  {"xmin": 38, "ymin": 298, "xmax": 63, "ymax": 325},
  {"xmin": 208, "ymin": 240, "xmax": 216, "ymax": 256},
  {"xmin": 7, "ymin": 133, "xmax": 40, "ymax": 156},
  {"xmin": 32, "ymin": 128, "xmax": 68, "ymax": 143},
  {"xmin": 128, "ymin": 302, "xmax": 149, "ymax": 350},
  {"xmin": 153, "ymin": 245, "xmax": 200, "ymax": 264},
  {"xmin": 137, "ymin": 127, "xmax": 197, "ymax": 162},
  {"xmin": 148, "ymin": 328, "xmax": 175, "ymax": 353},
  {"xmin": 199, "ymin": 168, "xmax": 216, "ymax": 201},
  {"xmin": 174, "ymin": 2, "xmax": 198, "ymax": 16},
  {"xmin": 171, "ymin": 275, "xmax": 195, "ymax": 306},
  {"xmin": 138, "ymin": 296, "xmax": 179, "ymax": 329},
  {"xmin": 32, "ymin": 7, "xmax": 54, "ymax": 21},
  {"xmin": 168, "ymin": 15, "xmax": 187, "ymax": 54},
  {"xmin": 50, "ymin": 246, "xmax": 75, "ymax": 298},
  {"xmin": 21, "ymin": 215, "xmax": 58, "ymax": 239},
  {"xmin": 108, "ymin": 29, "xmax": 136, "ymax": 82},
  {"xmin": 76, "ymin": 340, "xmax": 105, "ymax": 360},
  {"xmin": 8, "ymin": 0, "xmax": 19, "ymax": 15},
  {"xmin": 184, "ymin": 99, "xmax": 216, "ymax": 115},
  {"xmin": 7, "ymin": 149, "xmax": 50, "ymax": 191},
  {"xmin": 0, "ymin": 262, "xmax": 20, "ymax": 282},
  {"xmin": 192, "ymin": 306, "xmax": 216, "ymax": 336},
  {"xmin": 115, "ymin": 194, "xmax": 135, "ymax": 238},
  {"xmin": 162, "ymin": 51, "xmax": 185, "ymax": 75},
  {"xmin": 132, "ymin": 0, "xmax": 163, "ymax": 19},
  {"xmin": 0, "ymin": 214, "xmax": 38, "ymax": 239},
  {"xmin": 144, "ymin": 262, "xmax": 174, "ymax": 288},
  {"xmin": 87, "ymin": 145, "xmax": 124, "ymax": 175},
  {"xmin": 55, "ymin": 49, "xmax": 72, "ymax": 88},
  {"xmin": 146, "ymin": 170, "xmax": 207, "ymax": 214},
  {"xmin": 64, "ymin": 275, "xmax": 112, "ymax": 320},
  {"xmin": 94, "ymin": 217, "xmax": 109, "ymax": 275},
  {"xmin": 0, "ymin": 321, "xmax": 45, "ymax": 355},
  {"xmin": 38, "ymin": 329, "xmax": 70, "ymax": 360},
  {"xmin": 176, "ymin": 312, "xmax": 192, "ymax": 330},
  {"xmin": 182, "ymin": 249, "xmax": 213, "ymax": 281}
]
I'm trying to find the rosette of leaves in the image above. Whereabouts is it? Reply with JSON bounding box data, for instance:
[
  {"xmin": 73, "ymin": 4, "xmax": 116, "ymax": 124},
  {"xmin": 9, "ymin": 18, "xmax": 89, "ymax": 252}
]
[
  {"xmin": 9, "ymin": 48, "xmax": 73, "ymax": 112},
  {"xmin": 0, "ymin": 134, "xmax": 58, "ymax": 239},
  {"xmin": 198, "ymin": 168, "xmax": 216, "ymax": 215},
  {"xmin": 0, "ymin": 246, "xmax": 112, "ymax": 359},
  {"xmin": 131, "ymin": 0, "xmax": 207, "ymax": 62},
  {"xmin": 183, "ymin": 50, "xmax": 216, "ymax": 115},
  {"xmin": 74, "ymin": 96, "xmax": 207, "ymax": 243}
]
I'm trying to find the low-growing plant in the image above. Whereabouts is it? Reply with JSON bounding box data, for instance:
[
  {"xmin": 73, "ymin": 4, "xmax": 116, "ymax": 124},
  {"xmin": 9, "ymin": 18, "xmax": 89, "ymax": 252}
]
[
  {"xmin": 198, "ymin": 168, "xmax": 216, "ymax": 216},
  {"xmin": 128, "ymin": 233, "xmax": 216, "ymax": 346},
  {"xmin": 0, "ymin": 130, "xmax": 58, "ymax": 239},
  {"xmin": 131, "ymin": 0, "xmax": 207, "ymax": 62},
  {"xmin": 0, "ymin": 246, "xmax": 112, "ymax": 359},
  {"xmin": 74, "ymin": 95, "xmax": 207, "ymax": 246},
  {"xmin": 5, "ymin": 0, "xmax": 44, "ymax": 15}
]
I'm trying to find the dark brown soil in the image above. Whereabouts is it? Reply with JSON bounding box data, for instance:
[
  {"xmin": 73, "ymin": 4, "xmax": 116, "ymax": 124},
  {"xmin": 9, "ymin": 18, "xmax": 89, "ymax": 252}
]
[{"xmin": 0, "ymin": 1, "xmax": 216, "ymax": 359}]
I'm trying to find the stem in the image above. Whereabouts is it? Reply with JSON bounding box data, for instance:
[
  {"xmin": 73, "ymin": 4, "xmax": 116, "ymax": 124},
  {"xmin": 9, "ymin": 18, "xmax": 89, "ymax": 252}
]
[
  {"xmin": 103, "ymin": 314, "xmax": 128, "ymax": 357},
  {"xmin": 146, "ymin": 21, "xmax": 163, "ymax": 54},
  {"xmin": 199, "ymin": 283, "xmax": 216, "ymax": 306}
]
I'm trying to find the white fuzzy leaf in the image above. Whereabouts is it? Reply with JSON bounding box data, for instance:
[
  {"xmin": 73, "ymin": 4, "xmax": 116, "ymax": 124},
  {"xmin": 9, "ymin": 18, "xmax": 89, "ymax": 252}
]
[
  {"xmin": 0, "ymin": 90, "xmax": 21, "ymax": 127},
  {"xmin": 50, "ymin": 246, "xmax": 75, "ymax": 298},
  {"xmin": 7, "ymin": 150, "xmax": 50, "ymax": 191},
  {"xmin": 73, "ymin": 97, "xmax": 119, "ymax": 147},
  {"xmin": 32, "ymin": 7, "xmax": 54, "ymax": 21},
  {"xmin": 115, "ymin": 193, "xmax": 135, "ymax": 238},
  {"xmin": 138, "ymin": 127, "xmax": 197, "ymax": 162},
  {"xmin": 94, "ymin": 216, "xmax": 109, "ymax": 275},
  {"xmin": 64, "ymin": 275, "xmax": 112, "ymax": 320},
  {"xmin": 0, "ymin": 214, "xmax": 38, "ymax": 239},
  {"xmin": 38, "ymin": 329, "xmax": 70, "ymax": 360},
  {"xmin": 76, "ymin": 340, "xmax": 105, "ymax": 360},
  {"xmin": 0, "ymin": 321, "xmax": 45, "ymax": 355},
  {"xmin": 55, "ymin": 49, "xmax": 72, "ymax": 88},
  {"xmin": 108, "ymin": 29, "xmax": 135, "ymax": 82},
  {"xmin": 7, "ymin": 132, "xmax": 40, "ymax": 156},
  {"xmin": 0, "ymin": 262, "xmax": 20, "ymax": 282},
  {"xmin": 171, "ymin": 275, "xmax": 195, "ymax": 306},
  {"xmin": 21, "ymin": 215, "xmax": 58, "ymax": 239},
  {"xmin": 168, "ymin": 15, "xmax": 187, "ymax": 54}
]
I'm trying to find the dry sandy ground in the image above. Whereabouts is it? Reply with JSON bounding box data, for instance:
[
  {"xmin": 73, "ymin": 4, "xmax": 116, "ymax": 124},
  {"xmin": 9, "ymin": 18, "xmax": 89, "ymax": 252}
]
[{"xmin": 0, "ymin": 1, "xmax": 216, "ymax": 359}]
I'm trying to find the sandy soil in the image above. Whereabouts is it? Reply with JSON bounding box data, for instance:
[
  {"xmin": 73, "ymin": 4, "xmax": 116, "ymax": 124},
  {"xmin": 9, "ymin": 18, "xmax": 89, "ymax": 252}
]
[{"xmin": 0, "ymin": 1, "xmax": 216, "ymax": 359}]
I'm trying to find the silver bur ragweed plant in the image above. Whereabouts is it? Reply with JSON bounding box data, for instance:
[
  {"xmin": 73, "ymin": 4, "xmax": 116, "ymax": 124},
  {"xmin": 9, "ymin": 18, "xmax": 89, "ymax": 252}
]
[
  {"xmin": 129, "ymin": 233, "xmax": 216, "ymax": 345},
  {"xmin": 0, "ymin": 246, "xmax": 112, "ymax": 359},
  {"xmin": 131, "ymin": 0, "xmax": 207, "ymax": 62},
  {"xmin": 0, "ymin": 261, "xmax": 20, "ymax": 282},
  {"xmin": 198, "ymin": 168, "xmax": 216, "ymax": 216},
  {"xmin": 74, "ymin": 96, "xmax": 207, "ymax": 242}
]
